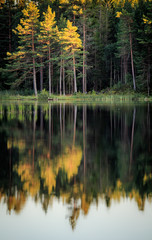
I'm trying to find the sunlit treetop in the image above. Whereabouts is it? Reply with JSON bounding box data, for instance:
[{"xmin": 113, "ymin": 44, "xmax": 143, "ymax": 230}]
[
  {"xmin": 59, "ymin": 0, "xmax": 92, "ymax": 15},
  {"xmin": 40, "ymin": 6, "xmax": 56, "ymax": 33},
  {"xmin": 61, "ymin": 20, "xmax": 82, "ymax": 53},
  {"xmin": 0, "ymin": 0, "xmax": 5, "ymax": 9},
  {"xmin": 59, "ymin": 0, "xmax": 81, "ymax": 15},
  {"xmin": 38, "ymin": 6, "xmax": 57, "ymax": 51},
  {"xmin": 59, "ymin": 0, "xmax": 152, "ymax": 9},
  {"xmin": 79, "ymin": 0, "xmax": 92, "ymax": 4},
  {"xmin": 14, "ymin": 1, "xmax": 39, "ymax": 36},
  {"xmin": 59, "ymin": 0, "xmax": 69, "ymax": 4},
  {"xmin": 22, "ymin": 1, "xmax": 39, "ymax": 19},
  {"xmin": 112, "ymin": 0, "xmax": 152, "ymax": 8}
]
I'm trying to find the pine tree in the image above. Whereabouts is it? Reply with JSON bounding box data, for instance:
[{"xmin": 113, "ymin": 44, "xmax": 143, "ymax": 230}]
[
  {"xmin": 61, "ymin": 20, "xmax": 82, "ymax": 93},
  {"xmin": 56, "ymin": 15, "xmax": 67, "ymax": 95},
  {"xmin": 10, "ymin": 1, "xmax": 40, "ymax": 96},
  {"xmin": 79, "ymin": 0, "xmax": 92, "ymax": 93},
  {"xmin": 39, "ymin": 6, "xmax": 56, "ymax": 95}
]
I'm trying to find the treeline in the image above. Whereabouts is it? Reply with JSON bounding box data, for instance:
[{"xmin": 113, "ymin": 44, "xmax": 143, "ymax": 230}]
[{"xmin": 0, "ymin": 0, "xmax": 151, "ymax": 95}]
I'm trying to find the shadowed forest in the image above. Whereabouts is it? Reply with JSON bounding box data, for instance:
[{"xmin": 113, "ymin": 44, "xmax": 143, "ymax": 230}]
[{"xmin": 0, "ymin": 0, "xmax": 152, "ymax": 96}]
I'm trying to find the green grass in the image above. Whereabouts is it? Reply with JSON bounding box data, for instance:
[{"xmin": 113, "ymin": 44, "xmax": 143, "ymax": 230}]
[
  {"xmin": 0, "ymin": 89, "xmax": 151, "ymax": 103},
  {"xmin": 0, "ymin": 90, "xmax": 38, "ymax": 101},
  {"xmin": 55, "ymin": 93, "xmax": 152, "ymax": 103}
]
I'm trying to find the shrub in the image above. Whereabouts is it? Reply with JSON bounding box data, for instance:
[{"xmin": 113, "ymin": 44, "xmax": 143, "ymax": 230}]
[{"xmin": 38, "ymin": 89, "xmax": 49, "ymax": 100}]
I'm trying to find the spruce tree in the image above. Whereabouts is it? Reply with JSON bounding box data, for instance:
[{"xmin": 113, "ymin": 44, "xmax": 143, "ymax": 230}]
[{"xmin": 116, "ymin": 8, "xmax": 136, "ymax": 90}]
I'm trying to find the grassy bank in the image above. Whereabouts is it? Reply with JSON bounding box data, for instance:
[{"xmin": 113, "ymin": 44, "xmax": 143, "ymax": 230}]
[{"xmin": 0, "ymin": 89, "xmax": 151, "ymax": 103}]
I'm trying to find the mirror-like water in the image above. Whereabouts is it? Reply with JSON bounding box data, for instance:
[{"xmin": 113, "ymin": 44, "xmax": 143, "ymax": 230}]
[{"xmin": 0, "ymin": 102, "xmax": 152, "ymax": 240}]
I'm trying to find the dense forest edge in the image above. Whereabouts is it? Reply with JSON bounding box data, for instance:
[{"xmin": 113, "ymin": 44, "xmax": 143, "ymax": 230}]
[{"xmin": 0, "ymin": 0, "xmax": 152, "ymax": 98}]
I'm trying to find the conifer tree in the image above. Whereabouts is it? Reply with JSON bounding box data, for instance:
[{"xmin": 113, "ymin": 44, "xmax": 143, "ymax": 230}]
[
  {"xmin": 135, "ymin": 0, "xmax": 152, "ymax": 95},
  {"xmin": 0, "ymin": 0, "xmax": 5, "ymax": 9},
  {"xmin": 59, "ymin": 0, "xmax": 81, "ymax": 23},
  {"xmin": 116, "ymin": 5, "xmax": 136, "ymax": 91},
  {"xmin": 116, "ymin": 15, "xmax": 130, "ymax": 84},
  {"xmin": 56, "ymin": 15, "xmax": 67, "ymax": 95},
  {"xmin": 61, "ymin": 20, "xmax": 82, "ymax": 93},
  {"xmin": 79, "ymin": 0, "xmax": 92, "ymax": 93},
  {"xmin": 39, "ymin": 6, "xmax": 56, "ymax": 95},
  {"xmin": 11, "ymin": 1, "xmax": 40, "ymax": 96}
]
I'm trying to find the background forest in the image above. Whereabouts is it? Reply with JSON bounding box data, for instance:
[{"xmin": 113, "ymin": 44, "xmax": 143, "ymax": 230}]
[{"xmin": 0, "ymin": 0, "xmax": 152, "ymax": 96}]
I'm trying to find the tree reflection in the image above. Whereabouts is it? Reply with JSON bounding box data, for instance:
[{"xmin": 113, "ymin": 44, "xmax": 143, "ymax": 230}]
[{"xmin": 0, "ymin": 102, "xmax": 152, "ymax": 228}]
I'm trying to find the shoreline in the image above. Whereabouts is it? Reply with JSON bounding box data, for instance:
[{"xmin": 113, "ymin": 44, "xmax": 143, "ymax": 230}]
[{"xmin": 0, "ymin": 92, "xmax": 152, "ymax": 103}]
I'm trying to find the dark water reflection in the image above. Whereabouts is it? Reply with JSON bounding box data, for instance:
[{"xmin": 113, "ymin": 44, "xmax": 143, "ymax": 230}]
[{"xmin": 0, "ymin": 102, "xmax": 152, "ymax": 236}]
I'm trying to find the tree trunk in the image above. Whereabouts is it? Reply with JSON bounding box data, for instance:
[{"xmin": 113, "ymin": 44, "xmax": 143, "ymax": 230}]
[
  {"xmin": 32, "ymin": 28, "xmax": 37, "ymax": 96},
  {"xmin": 60, "ymin": 58, "xmax": 62, "ymax": 96},
  {"xmin": 94, "ymin": 45, "xmax": 97, "ymax": 90},
  {"xmin": 8, "ymin": 3, "xmax": 11, "ymax": 52},
  {"xmin": 49, "ymin": 45, "xmax": 52, "ymax": 95},
  {"xmin": 33, "ymin": 58, "xmax": 37, "ymax": 96},
  {"xmin": 114, "ymin": 63, "xmax": 116, "ymax": 85},
  {"xmin": 63, "ymin": 59, "xmax": 65, "ymax": 95},
  {"xmin": 147, "ymin": 46, "xmax": 150, "ymax": 96},
  {"xmin": 83, "ymin": 8, "xmax": 86, "ymax": 93},
  {"xmin": 40, "ymin": 57, "xmax": 43, "ymax": 91},
  {"xmin": 124, "ymin": 55, "xmax": 127, "ymax": 84},
  {"xmin": 129, "ymin": 24, "xmax": 136, "ymax": 91},
  {"xmin": 110, "ymin": 57, "xmax": 112, "ymax": 87},
  {"xmin": 73, "ymin": 52, "xmax": 77, "ymax": 93},
  {"xmin": 51, "ymin": 60, "xmax": 53, "ymax": 93},
  {"xmin": 69, "ymin": 76, "xmax": 70, "ymax": 94}
]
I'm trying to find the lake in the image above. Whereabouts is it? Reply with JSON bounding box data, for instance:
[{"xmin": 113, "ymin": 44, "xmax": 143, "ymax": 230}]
[{"xmin": 0, "ymin": 101, "xmax": 152, "ymax": 240}]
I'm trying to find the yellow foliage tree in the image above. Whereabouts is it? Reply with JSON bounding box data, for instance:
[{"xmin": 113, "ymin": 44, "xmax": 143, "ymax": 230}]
[
  {"xmin": 61, "ymin": 20, "xmax": 82, "ymax": 93},
  {"xmin": 13, "ymin": 2, "xmax": 40, "ymax": 96},
  {"xmin": 39, "ymin": 6, "xmax": 57, "ymax": 95}
]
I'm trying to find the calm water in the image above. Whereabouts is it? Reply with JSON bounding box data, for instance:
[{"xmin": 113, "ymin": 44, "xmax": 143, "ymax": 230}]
[{"xmin": 0, "ymin": 102, "xmax": 152, "ymax": 240}]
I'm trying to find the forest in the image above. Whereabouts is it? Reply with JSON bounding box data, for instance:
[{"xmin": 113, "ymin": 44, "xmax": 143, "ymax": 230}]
[{"xmin": 0, "ymin": 0, "xmax": 152, "ymax": 96}]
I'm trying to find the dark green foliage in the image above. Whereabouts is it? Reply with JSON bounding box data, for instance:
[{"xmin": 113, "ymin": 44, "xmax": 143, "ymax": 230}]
[{"xmin": 0, "ymin": 0, "xmax": 151, "ymax": 95}]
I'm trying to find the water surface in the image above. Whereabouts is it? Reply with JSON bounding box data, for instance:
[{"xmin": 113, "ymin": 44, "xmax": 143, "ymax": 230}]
[{"xmin": 0, "ymin": 102, "xmax": 152, "ymax": 239}]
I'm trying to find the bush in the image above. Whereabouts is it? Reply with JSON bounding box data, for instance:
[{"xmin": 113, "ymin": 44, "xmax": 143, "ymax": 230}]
[
  {"xmin": 91, "ymin": 89, "xmax": 96, "ymax": 95},
  {"xmin": 38, "ymin": 89, "xmax": 49, "ymax": 100}
]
